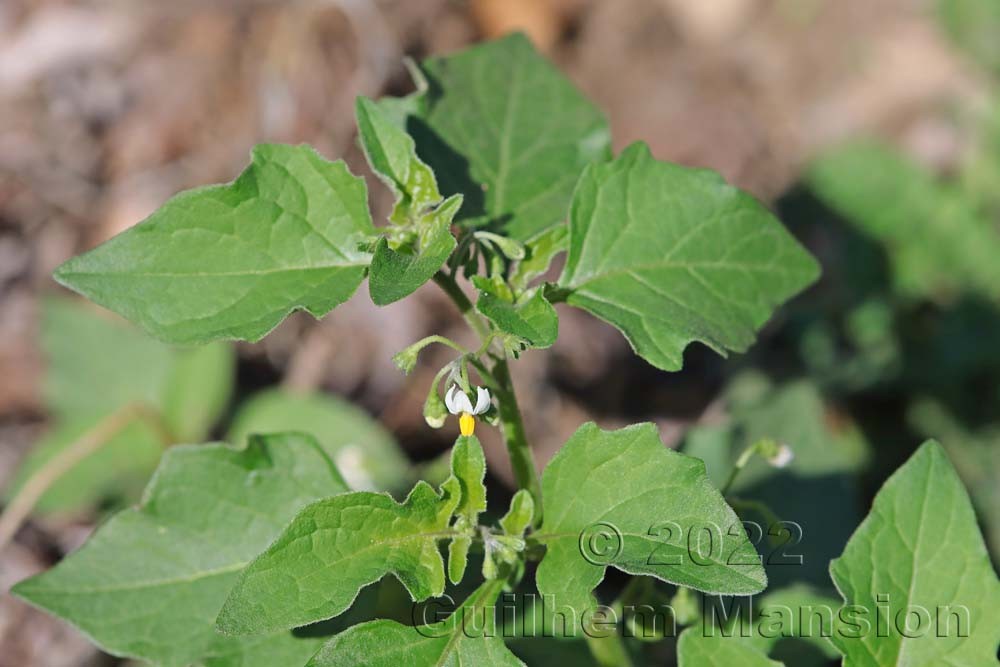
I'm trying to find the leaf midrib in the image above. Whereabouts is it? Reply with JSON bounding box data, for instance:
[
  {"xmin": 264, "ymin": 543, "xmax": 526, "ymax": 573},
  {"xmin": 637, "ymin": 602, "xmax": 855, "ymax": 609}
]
[
  {"xmin": 16, "ymin": 560, "xmax": 246, "ymax": 596},
  {"xmin": 891, "ymin": 453, "xmax": 935, "ymax": 667},
  {"xmin": 58, "ymin": 263, "xmax": 367, "ymax": 280}
]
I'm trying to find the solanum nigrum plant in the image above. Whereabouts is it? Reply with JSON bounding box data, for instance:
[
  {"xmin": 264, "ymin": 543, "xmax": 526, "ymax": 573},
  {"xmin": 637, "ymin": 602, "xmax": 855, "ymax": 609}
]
[{"xmin": 11, "ymin": 34, "xmax": 1000, "ymax": 667}]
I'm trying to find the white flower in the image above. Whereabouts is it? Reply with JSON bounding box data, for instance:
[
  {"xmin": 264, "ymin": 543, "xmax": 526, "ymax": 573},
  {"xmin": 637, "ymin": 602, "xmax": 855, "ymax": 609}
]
[
  {"xmin": 445, "ymin": 385, "xmax": 490, "ymax": 437},
  {"xmin": 445, "ymin": 385, "xmax": 490, "ymax": 416},
  {"xmin": 766, "ymin": 444, "xmax": 794, "ymax": 469}
]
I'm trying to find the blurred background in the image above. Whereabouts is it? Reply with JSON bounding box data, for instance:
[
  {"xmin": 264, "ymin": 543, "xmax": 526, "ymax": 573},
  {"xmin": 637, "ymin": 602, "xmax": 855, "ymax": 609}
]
[{"xmin": 2, "ymin": 0, "xmax": 1000, "ymax": 665}]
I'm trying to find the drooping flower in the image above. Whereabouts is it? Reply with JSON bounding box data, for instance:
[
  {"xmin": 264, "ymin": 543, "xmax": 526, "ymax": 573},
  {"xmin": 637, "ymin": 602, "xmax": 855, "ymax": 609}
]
[
  {"xmin": 445, "ymin": 385, "xmax": 491, "ymax": 436},
  {"xmin": 766, "ymin": 443, "xmax": 794, "ymax": 469}
]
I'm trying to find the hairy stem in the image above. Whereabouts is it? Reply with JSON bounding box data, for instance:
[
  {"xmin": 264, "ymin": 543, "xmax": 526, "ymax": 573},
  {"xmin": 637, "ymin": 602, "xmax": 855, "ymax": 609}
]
[
  {"xmin": 0, "ymin": 404, "xmax": 169, "ymax": 553},
  {"xmin": 433, "ymin": 270, "xmax": 543, "ymax": 526},
  {"xmin": 432, "ymin": 271, "xmax": 491, "ymax": 340},
  {"xmin": 492, "ymin": 357, "xmax": 543, "ymax": 527}
]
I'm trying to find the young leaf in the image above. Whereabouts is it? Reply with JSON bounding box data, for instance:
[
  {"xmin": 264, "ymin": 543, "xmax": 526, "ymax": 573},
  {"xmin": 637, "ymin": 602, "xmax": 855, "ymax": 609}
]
[
  {"xmin": 216, "ymin": 478, "xmax": 461, "ymax": 636},
  {"xmin": 356, "ymin": 95, "xmax": 441, "ymax": 224},
  {"xmin": 227, "ymin": 389, "xmax": 409, "ymax": 492},
  {"xmin": 510, "ymin": 224, "xmax": 569, "ymax": 291},
  {"xmin": 307, "ymin": 579, "xmax": 524, "ymax": 666},
  {"xmin": 477, "ymin": 288, "xmax": 558, "ymax": 349},
  {"xmin": 558, "ymin": 142, "xmax": 819, "ymax": 371},
  {"xmin": 677, "ymin": 629, "xmax": 783, "ymax": 667},
  {"xmin": 829, "ymin": 440, "xmax": 1000, "ymax": 666},
  {"xmin": 54, "ymin": 144, "xmax": 374, "ymax": 344},
  {"xmin": 11, "ymin": 433, "xmax": 348, "ymax": 667},
  {"xmin": 534, "ymin": 423, "xmax": 766, "ymax": 617},
  {"xmin": 368, "ymin": 194, "xmax": 462, "ymax": 306},
  {"xmin": 448, "ymin": 435, "xmax": 488, "ymax": 584},
  {"xmin": 500, "ymin": 489, "xmax": 534, "ymax": 537},
  {"xmin": 383, "ymin": 33, "xmax": 610, "ymax": 241}
]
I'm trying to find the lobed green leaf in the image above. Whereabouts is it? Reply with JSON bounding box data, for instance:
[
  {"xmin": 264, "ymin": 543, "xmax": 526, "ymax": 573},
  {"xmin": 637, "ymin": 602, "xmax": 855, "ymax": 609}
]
[
  {"xmin": 307, "ymin": 580, "xmax": 523, "ymax": 667},
  {"xmin": 558, "ymin": 142, "xmax": 819, "ymax": 371},
  {"xmin": 54, "ymin": 144, "xmax": 374, "ymax": 344},
  {"xmin": 11, "ymin": 433, "xmax": 348, "ymax": 667},
  {"xmin": 216, "ymin": 478, "xmax": 461, "ymax": 636},
  {"xmin": 534, "ymin": 422, "xmax": 767, "ymax": 619}
]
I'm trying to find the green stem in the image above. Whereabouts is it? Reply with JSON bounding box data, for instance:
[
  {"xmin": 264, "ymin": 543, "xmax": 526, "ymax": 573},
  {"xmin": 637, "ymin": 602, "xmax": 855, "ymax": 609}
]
[
  {"xmin": 492, "ymin": 357, "xmax": 543, "ymax": 528},
  {"xmin": 415, "ymin": 334, "xmax": 467, "ymax": 355},
  {"xmin": 432, "ymin": 271, "xmax": 491, "ymax": 340},
  {"xmin": 433, "ymin": 270, "xmax": 543, "ymax": 526},
  {"xmin": 720, "ymin": 443, "xmax": 760, "ymax": 496}
]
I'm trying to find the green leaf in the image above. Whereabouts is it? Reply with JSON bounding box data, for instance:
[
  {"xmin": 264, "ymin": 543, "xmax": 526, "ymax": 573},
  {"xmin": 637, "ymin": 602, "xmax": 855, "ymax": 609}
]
[
  {"xmin": 12, "ymin": 299, "xmax": 234, "ymax": 513},
  {"xmin": 678, "ymin": 585, "xmax": 840, "ymax": 667},
  {"xmin": 201, "ymin": 593, "xmax": 379, "ymax": 667},
  {"xmin": 510, "ymin": 224, "xmax": 568, "ymax": 291},
  {"xmin": 54, "ymin": 144, "xmax": 374, "ymax": 344},
  {"xmin": 356, "ymin": 95, "xmax": 441, "ymax": 224},
  {"xmin": 807, "ymin": 141, "xmax": 1000, "ymax": 301},
  {"xmin": 42, "ymin": 297, "xmax": 174, "ymax": 420},
  {"xmin": 357, "ymin": 95, "xmax": 463, "ymax": 305},
  {"xmin": 500, "ymin": 489, "xmax": 534, "ymax": 537},
  {"xmin": 199, "ymin": 631, "xmax": 330, "ymax": 667},
  {"xmin": 474, "ymin": 231, "xmax": 526, "ymax": 261},
  {"xmin": 829, "ymin": 441, "xmax": 1000, "ymax": 665},
  {"xmin": 558, "ymin": 142, "xmax": 819, "ymax": 371},
  {"xmin": 11, "ymin": 433, "xmax": 348, "ymax": 667},
  {"xmin": 6, "ymin": 416, "xmax": 164, "ymax": 514},
  {"xmin": 368, "ymin": 194, "xmax": 461, "ymax": 306},
  {"xmin": 746, "ymin": 585, "xmax": 841, "ymax": 665},
  {"xmin": 477, "ymin": 288, "xmax": 558, "ymax": 349},
  {"xmin": 162, "ymin": 342, "xmax": 235, "ymax": 443},
  {"xmin": 908, "ymin": 400, "xmax": 1000, "ymax": 560},
  {"xmin": 384, "ymin": 33, "xmax": 610, "ymax": 241},
  {"xmin": 307, "ymin": 580, "xmax": 524, "ymax": 666},
  {"xmin": 534, "ymin": 423, "xmax": 767, "ymax": 618},
  {"xmin": 227, "ymin": 389, "xmax": 409, "ymax": 492},
  {"xmin": 677, "ymin": 629, "xmax": 783, "ymax": 667},
  {"xmin": 216, "ymin": 477, "xmax": 461, "ymax": 636}
]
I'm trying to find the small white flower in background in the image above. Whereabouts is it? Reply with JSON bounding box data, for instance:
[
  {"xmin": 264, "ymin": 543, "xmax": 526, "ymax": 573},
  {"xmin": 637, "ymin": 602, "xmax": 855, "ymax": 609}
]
[
  {"xmin": 766, "ymin": 443, "xmax": 794, "ymax": 469},
  {"xmin": 445, "ymin": 385, "xmax": 490, "ymax": 436}
]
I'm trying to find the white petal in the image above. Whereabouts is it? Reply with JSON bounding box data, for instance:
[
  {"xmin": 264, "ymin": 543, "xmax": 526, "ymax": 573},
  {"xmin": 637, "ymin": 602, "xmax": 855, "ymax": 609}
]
[
  {"xmin": 473, "ymin": 387, "xmax": 491, "ymax": 415},
  {"xmin": 768, "ymin": 444, "xmax": 794, "ymax": 469},
  {"xmin": 454, "ymin": 390, "xmax": 474, "ymax": 414},
  {"xmin": 445, "ymin": 386, "xmax": 460, "ymax": 414}
]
